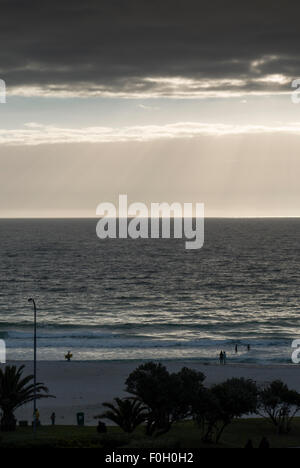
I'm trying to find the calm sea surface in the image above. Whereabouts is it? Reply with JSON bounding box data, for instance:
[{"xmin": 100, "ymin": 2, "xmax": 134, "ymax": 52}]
[{"xmin": 0, "ymin": 218, "xmax": 299, "ymax": 363}]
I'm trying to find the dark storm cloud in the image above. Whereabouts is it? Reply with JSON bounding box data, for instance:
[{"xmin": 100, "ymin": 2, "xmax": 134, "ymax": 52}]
[{"xmin": 0, "ymin": 0, "xmax": 298, "ymax": 96}]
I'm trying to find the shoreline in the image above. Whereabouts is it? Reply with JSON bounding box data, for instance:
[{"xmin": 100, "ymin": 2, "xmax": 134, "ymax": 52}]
[{"xmin": 5, "ymin": 358, "xmax": 297, "ymax": 369}]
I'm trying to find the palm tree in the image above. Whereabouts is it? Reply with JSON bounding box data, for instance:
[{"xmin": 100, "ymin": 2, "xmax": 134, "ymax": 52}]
[
  {"xmin": 96, "ymin": 398, "xmax": 147, "ymax": 433},
  {"xmin": 0, "ymin": 365, "xmax": 54, "ymax": 431}
]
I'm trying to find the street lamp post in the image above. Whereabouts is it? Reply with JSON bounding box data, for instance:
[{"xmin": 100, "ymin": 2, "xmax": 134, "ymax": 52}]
[{"xmin": 28, "ymin": 298, "xmax": 37, "ymax": 434}]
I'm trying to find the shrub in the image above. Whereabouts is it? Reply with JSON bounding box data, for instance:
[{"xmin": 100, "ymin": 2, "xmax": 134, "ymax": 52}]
[
  {"xmin": 194, "ymin": 378, "xmax": 258, "ymax": 443},
  {"xmin": 96, "ymin": 398, "xmax": 147, "ymax": 433},
  {"xmin": 257, "ymin": 380, "xmax": 300, "ymax": 434}
]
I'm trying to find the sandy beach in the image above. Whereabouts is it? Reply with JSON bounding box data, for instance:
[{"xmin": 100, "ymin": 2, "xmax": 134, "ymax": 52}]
[{"xmin": 1, "ymin": 360, "xmax": 300, "ymax": 426}]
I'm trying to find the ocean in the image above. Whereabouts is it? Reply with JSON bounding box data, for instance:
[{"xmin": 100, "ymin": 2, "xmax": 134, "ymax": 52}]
[{"xmin": 0, "ymin": 218, "xmax": 299, "ymax": 364}]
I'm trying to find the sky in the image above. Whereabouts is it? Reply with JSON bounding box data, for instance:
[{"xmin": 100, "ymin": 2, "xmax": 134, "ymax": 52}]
[{"xmin": 0, "ymin": 0, "xmax": 300, "ymax": 217}]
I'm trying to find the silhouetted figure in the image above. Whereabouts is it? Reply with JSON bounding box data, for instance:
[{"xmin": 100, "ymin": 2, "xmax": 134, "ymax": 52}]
[
  {"xmin": 247, "ymin": 344, "xmax": 251, "ymax": 351},
  {"xmin": 33, "ymin": 408, "xmax": 40, "ymax": 427},
  {"xmin": 258, "ymin": 437, "xmax": 270, "ymax": 448},
  {"xmin": 51, "ymin": 412, "xmax": 56, "ymax": 426},
  {"xmin": 235, "ymin": 344, "xmax": 238, "ymax": 353},
  {"xmin": 219, "ymin": 351, "xmax": 224, "ymax": 365},
  {"xmin": 97, "ymin": 421, "xmax": 107, "ymax": 433},
  {"xmin": 244, "ymin": 439, "xmax": 254, "ymax": 448},
  {"xmin": 65, "ymin": 351, "xmax": 73, "ymax": 361},
  {"xmin": 34, "ymin": 408, "xmax": 40, "ymax": 423}
]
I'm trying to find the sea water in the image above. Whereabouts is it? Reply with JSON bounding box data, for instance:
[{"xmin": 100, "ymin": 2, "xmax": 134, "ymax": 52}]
[{"xmin": 0, "ymin": 218, "xmax": 299, "ymax": 364}]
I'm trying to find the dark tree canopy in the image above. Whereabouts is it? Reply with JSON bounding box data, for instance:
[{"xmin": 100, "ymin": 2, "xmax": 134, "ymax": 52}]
[
  {"xmin": 194, "ymin": 378, "xmax": 258, "ymax": 443},
  {"xmin": 258, "ymin": 380, "xmax": 300, "ymax": 434},
  {"xmin": 125, "ymin": 362, "xmax": 205, "ymax": 435}
]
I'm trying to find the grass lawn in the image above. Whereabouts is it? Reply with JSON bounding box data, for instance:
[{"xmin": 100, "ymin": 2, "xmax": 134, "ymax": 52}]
[{"xmin": 0, "ymin": 418, "xmax": 300, "ymax": 448}]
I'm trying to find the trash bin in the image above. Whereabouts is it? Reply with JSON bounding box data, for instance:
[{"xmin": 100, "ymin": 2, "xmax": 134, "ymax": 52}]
[{"xmin": 76, "ymin": 412, "xmax": 84, "ymax": 426}]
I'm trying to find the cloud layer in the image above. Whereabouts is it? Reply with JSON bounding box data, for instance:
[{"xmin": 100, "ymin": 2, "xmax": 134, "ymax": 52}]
[
  {"xmin": 0, "ymin": 0, "xmax": 299, "ymax": 98},
  {"xmin": 1, "ymin": 121, "xmax": 300, "ymax": 145}
]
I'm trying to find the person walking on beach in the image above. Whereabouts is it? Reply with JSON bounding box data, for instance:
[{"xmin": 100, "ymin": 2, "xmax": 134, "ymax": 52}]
[
  {"xmin": 247, "ymin": 344, "xmax": 251, "ymax": 351},
  {"xmin": 235, "ymin": 344, "xmax": 238, "ymax": 353},
  {"xmin": 51, "ymin": 412, "xmax": 56, "ymax": 426},
  {"xmin": 219, "ymin": 351, "xmax": 224, "ymax": 365}
]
